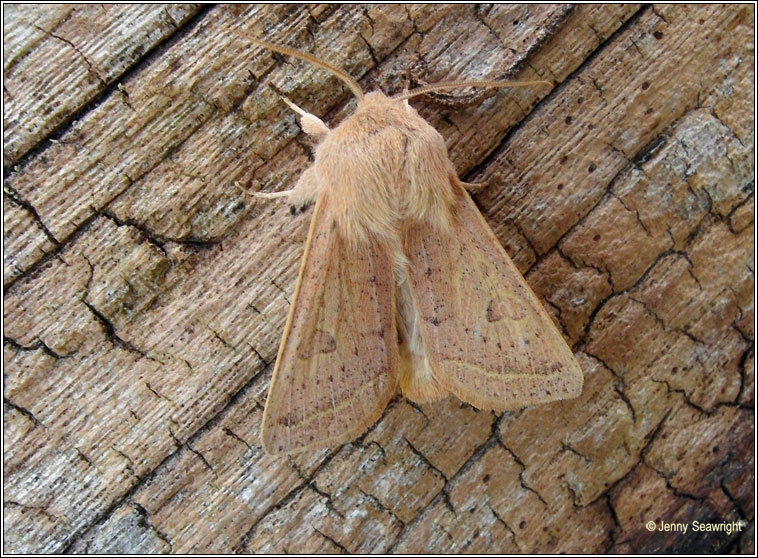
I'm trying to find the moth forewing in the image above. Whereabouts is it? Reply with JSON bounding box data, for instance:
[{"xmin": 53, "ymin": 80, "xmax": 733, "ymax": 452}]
[
  {"xmin": 403, "ymin": 187, "xmax": 583, "ymax": 410},
  {"xmin": 246, "ymin": 36, "xmax": 581, "ymax": 455},
  {"xmin": 260, "ymin": 192, "xmax": 399, "ymax": 455}
]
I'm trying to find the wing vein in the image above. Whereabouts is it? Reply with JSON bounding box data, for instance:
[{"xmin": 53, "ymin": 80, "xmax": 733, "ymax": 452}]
[
  {"xmin": 341, "ymin": 246, "xmax": 357, "ymax": 426},
  {"xmin": 421, "ymin": 238, "xmax": 437, "ymax": 345},
  {"xmin": 367, "ymin": 248, "xmax": 383, "ymax": 401},
  {"xmin": 403, "ymin": 190, "xmax": 582, "ymax": 412},
  {"xmin": 459, "ymin": 235, "xmax": 472, "ymax": 394}
]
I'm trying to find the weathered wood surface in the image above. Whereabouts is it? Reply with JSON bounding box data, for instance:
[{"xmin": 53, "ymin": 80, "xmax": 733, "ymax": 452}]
[{"xmin": 3, "ymin": 4, "xmax": 754, "ymax": 553}]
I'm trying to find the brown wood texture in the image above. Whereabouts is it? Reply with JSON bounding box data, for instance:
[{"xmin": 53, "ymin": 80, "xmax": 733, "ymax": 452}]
[{"xmin": 3, "ymin": 4, "xmax": 754, "ymax": 553}]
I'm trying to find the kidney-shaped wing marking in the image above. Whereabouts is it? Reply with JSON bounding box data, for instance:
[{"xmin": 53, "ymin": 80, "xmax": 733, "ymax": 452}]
[
  {"xmin": 262, "ymin": 192, "xmax": 398, "ymax": 454},
  {"xmin": 404, "ymin": 190, "xmax": 583, "ymax": 411}
]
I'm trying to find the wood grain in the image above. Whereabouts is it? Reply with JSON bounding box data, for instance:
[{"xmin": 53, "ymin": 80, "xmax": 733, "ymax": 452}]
[{"xmin": 3, "ymin": 4, "xmax": 753, "ymax": 553}]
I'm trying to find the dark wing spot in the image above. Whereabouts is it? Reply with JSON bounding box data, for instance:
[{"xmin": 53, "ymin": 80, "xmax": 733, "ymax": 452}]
[
  {"xmin": 297, "ymin": 329, "xmax": 337, "ymax": 359},
  {"xmin": 486, "ymin": 298, "xmax": 505, "ymax": 322}
]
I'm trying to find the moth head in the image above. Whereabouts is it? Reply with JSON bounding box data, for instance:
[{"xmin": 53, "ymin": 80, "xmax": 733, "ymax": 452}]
[{"xmin": 238, "ymin": 33, "xmax": 551, "ymax": 110}]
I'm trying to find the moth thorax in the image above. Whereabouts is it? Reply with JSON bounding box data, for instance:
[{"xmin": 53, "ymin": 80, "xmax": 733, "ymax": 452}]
[{"xmin": 317, "ymin": 93, "xmax": 460, "ymax": 243}]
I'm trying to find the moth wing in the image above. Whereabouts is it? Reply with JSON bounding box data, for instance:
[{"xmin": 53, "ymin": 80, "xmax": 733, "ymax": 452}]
[
  {"xmin": 262, "ymin": 192, "xmax": 398, "ymax": 454},
  {"xmin": 405, "ymin": 190, "xmax": 583, "ymax": 410}
]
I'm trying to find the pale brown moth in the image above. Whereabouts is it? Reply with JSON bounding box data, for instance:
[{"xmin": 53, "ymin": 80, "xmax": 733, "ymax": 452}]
[{"xmin": 248, "ymin": 37, "xmax": 583, "ymax": 455}]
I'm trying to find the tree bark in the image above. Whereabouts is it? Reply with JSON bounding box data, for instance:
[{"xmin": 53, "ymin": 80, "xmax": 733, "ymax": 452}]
[{"xmin": 4, "ymin": 4, "xmax": 753, "ymax": 553}]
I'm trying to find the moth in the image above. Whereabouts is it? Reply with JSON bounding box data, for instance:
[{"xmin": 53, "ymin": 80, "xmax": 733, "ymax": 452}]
[{"xmin": 249, "ymin": 37, "xmax": 583, "ymax": 455}]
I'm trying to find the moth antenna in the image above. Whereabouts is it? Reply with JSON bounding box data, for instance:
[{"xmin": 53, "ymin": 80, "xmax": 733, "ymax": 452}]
[
  {"xmin": 232, "ymin": 31, "xmax": 364, "ymax": 101},
  {"xmin": 392, "ymin": 79, "xmax": 551, "ymax": 102}
]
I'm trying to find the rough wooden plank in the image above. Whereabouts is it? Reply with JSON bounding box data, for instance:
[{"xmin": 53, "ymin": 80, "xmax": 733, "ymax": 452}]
[
  {"xmin": 2, "ymin": 4, "xmax": 204, "ymax": 283},
  {"xmin": 3, "ymin": 4, "xmax": 753, "ymax": 554},
  {"xmin": 3, "ymin": 4, "xmax": 203, "ymax": 164}
]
